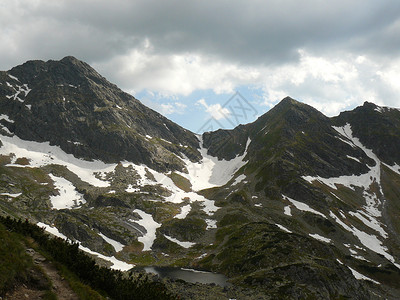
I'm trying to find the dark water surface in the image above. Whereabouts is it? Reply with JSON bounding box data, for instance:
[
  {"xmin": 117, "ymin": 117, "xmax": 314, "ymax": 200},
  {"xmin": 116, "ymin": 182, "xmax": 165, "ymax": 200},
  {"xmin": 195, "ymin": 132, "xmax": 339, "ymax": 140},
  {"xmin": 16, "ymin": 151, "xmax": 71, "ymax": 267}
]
[{"xmin": 141, "ymin": 266, "xmax": 230, "ymax": 287}]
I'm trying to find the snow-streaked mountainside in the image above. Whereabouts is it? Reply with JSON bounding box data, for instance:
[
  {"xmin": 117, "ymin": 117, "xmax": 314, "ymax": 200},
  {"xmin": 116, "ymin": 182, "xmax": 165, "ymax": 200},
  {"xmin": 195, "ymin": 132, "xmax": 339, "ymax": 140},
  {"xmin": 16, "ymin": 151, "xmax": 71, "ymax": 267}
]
[{"xmin": 1, "ymin": 57, "xmax": 400, "ymax": 299}]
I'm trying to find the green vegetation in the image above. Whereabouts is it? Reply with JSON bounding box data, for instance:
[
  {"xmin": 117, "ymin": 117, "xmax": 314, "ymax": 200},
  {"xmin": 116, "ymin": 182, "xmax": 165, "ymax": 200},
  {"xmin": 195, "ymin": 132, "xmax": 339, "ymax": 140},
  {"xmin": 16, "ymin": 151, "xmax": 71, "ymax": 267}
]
[
  {"xmin": 0, "ymin": 164, "xmax": 53, "ymax": 213},
  {"xmin": 0, "ymin": 223, "xmax": 34, "ymax": 295},
  {"xmin": 168, "ymin": 172, "xmax": 192, "ymax": 192},
  {"xmin": 15, "ymin": 157, "xmax": 31, "ymax": 165},
  {"xmin": 218, "ymin": 211, "xmax": 249, "ymax": 227},
  {"xmin": 52, "ymin": 263, "xmax": 105, "ymax": 299},
  {"xmin": 159, "ymin": 217, "xmax": 207, "ymax": 242},
  {"xmin": 0, "ymin": 216, "xmax": 176, "ymax": 299},
  {"xmin": 201, "ymin": 222, "xmax": 370, "ymax": 299},
  {"xmin": 0, "ymin": 154, "xmax": 12, "ymax": 165},
  {"xmin": 129, "ymin": 250, "xmax": 169, "ymax": 266},
  {"xmin": 381, "ymin": 166, "xmax": 400, "ymax": 241}
]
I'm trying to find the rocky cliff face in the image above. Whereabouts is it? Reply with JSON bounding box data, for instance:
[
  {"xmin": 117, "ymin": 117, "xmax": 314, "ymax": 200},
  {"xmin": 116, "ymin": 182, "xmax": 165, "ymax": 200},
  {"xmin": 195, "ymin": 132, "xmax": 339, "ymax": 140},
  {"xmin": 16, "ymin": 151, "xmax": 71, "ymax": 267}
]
[
  {"xmin": 1, "ymin": 57, "xmax": 400, "ymax": 299},
  {"xmin": 333, "ymin": 101, "xmax": 400, "ymax": 165},
  {"xmin": 0, "ymin": 56, "xmax": 200, "ymax": 171}
]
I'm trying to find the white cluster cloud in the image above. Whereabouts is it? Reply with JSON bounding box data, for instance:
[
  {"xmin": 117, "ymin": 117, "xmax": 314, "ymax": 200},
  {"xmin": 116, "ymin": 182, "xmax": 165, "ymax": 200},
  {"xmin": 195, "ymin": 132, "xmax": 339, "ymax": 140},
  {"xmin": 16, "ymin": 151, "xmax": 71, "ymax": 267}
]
[
  {"xmin": 140, "ymin": 96, "xmax": 188, "ymax": 116},
  {"xmin": 160, "ymin": 102, "xmax": 187, "ymax": 115},
  {"xmin": 95, "ymin": 46, "xmax": 259, "ymax": 97},
  {"xmin": 106, "ymin": 47, "xmax": 400, "ymax": 117},
  {"xmin": 260, "ymin": 50, "xmax": 400, "ymax": 115},
  {"xmin": 196, "ymin": 98, "xmax": 230, "ymax": 120}
]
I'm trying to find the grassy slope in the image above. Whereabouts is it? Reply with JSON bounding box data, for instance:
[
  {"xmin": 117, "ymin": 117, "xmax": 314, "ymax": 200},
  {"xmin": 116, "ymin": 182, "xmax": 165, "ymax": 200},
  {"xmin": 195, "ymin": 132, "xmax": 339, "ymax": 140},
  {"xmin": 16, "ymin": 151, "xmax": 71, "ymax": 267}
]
[
  {"xmin": 0, "ymin": 223, "xmax": 34, "ymax": 295},
  {"xmin": 0, "ymin": 217, "xmax": 177, "ymax": 300},
  {"xmin": 0, "ymin": 222, "xmax": 103, "ymax": 299}
]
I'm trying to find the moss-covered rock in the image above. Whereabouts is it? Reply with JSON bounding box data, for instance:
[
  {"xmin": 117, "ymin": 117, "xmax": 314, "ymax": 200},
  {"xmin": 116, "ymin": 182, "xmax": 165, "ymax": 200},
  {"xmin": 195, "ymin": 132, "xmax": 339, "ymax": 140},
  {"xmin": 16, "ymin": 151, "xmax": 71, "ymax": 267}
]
[
  {"xmin": 200, "ymin": 222, "xmax": 372, "ymax": 299},
  {"xmin": 159, "ymin": 217, "xmax": 207, "ymax": 242}
]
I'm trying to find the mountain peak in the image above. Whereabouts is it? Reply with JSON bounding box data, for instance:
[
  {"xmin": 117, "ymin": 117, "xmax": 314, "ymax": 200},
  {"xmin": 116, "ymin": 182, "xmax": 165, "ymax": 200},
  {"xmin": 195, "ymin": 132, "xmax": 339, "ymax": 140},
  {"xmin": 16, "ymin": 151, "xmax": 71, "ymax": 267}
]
[
  {"xmin": 255, "ymin": 97, "xmax": 327, "ymax": 130},
  {"xmin": 8, "ymin": 56, "xmax": 104, "ymax": 87},
  {"xmin": 362, "ymin": 101, "xmax": 379, "ymax": 109},
  {"xmin": 60, "ymin": 55, "xmax": 81, "ymax": 63},
  {"xmin": 275, "ymin": 96, "xmax": 312, "ymax": 110},
  {"xmin": 279, "ymin": 96, "xmax": 298, "ymax": 105},
  {"xmin": 59, "ymin": 56, "xmax": 98, "ymax": 76}
]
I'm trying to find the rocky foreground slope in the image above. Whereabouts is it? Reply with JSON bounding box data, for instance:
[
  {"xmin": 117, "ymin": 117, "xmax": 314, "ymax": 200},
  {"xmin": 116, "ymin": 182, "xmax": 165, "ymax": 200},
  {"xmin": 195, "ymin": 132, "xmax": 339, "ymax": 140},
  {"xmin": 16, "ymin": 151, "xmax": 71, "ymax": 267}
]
[{"xmin": 1, "ymin": 57, "xmax": 400, "ymax": 299}]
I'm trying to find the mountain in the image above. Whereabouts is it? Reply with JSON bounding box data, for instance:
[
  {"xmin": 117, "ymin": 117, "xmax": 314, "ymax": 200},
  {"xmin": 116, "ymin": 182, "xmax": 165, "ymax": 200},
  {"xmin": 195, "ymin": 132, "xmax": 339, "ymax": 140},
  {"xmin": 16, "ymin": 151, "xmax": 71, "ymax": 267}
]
[
  {"xmin": 199, "ymin": 98, "xmax": 400, "ymax": 298},
  {"xmin": 1, "ymin": 57, "xmax": 400, "ymax": 299},
  {"xmin": 0, "ymin": 56, "xmax": 200, "ymax": 171}
]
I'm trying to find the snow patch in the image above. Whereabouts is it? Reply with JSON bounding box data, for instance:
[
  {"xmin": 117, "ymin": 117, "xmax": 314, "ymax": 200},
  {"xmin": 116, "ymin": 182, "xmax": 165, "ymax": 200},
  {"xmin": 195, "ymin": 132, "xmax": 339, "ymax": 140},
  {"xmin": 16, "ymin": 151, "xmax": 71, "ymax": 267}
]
[
  {"xmin": 0, "ymin": 114, "xmax": 15, "ymax": 123},
  {"xmin": 335, "ymin": 136, "xmax": 356, "ymax": 148},
  {"xmin": 0, "ymin": 192, "xmax": 22, "ymax": 198},
  {"xmin": 132, "ymin": 209, "xmax": 161, "ymax": 251},
  {"xmin": 49, "ymin": 174, "xmax": 86, "ymax": 210},
  {"xmin": 179, "ymin": 136, "xmax": 251, "ymax": 191},
  {"xmin": 205, "ymin": 219, "xmax": 217, "ymax": 229},
  {"xmin": 197, "ymin": 253, "xmax": 208, "ymax": 260},
  {"xmin": 125, "ymin": 184, "xmax": 140, "ymax": 193},
  {"xmin": 311, "ymin": 124, "xmax": 383, "ymax": 218},
  {"xmin": 232, "ymin": 174, "xmax": 246, "ymax": 185},
  {"xmin": 164, "ymin": 235, "xmax": 195, "ymax": 248},
  {"xmin": 8, "ymin": 74, "xmax": 19, "ymax": 81},
  {"xmin": 303, "ymin": 124, "xmax": 400, "ymax": 266},
  {"xmin": 348, "ymin": 266, "xmax": 380, "ymax": 284},
  {"xmin": 175, "ymin": 204, "xmax": 191, "ymax": 219},
  {"xmin": 67, "ymin": 141, "xmax": 83, "ymax": 146},
  {"xmin": 284, "ymin": 205, "xmax": 292, "ymax": 216},
  {"xmin": 0, "ymin": 124, "xmax": 13, "ymax": 135},
  {"xmin": 77, "ymin": 241, "xmax": 134, "ymax": 271},
  {"xmin": 309, "ymin": 233, "xmax": 331, "ymax": 243},
  {"xmin": 37, "ymin": 222, "xmax": 68, "ymax": 240},
  {"xmin": 383, "ymin": 162, "xmax": 400, "ymax": 176},
  {"xmin": 283, "ymin": 195, "xmax": 326, "ymax": 218},
  {"xmin": 98, "ymin": 232, "xmax": 125, "ymax": 252},
  {"xmin": 5, "ymin": 81, "xmax": 31, "ymax": 102},
  {"xmin": 348, "ymin": 211, "xmax": 387, "ymax": 238},
  {"xmin": 0, "ymin": 134, "xmax": 115, "ymax": 187},
  {"xmin": 276, "ymin": 224, "xmax": 292, "ymax": 233},
  {"xmin": 129, "ymin": 164, "xmax": 220, "ymax": 215},
  {"xmin": 346, "ymin": 155, "xmax": 361, "ymax": 163},
  {"xmin": 330, "ymin": 211, "xmax": 399, "ymax": 268},
  {"xmin": 160, "ymin": 138, "xmax": 172, "ymax": 144}
]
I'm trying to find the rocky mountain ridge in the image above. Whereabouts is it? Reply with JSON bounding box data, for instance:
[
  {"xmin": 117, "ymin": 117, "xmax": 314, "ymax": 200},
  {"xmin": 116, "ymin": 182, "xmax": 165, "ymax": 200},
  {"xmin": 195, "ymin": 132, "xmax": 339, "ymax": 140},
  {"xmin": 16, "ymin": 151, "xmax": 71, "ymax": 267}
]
[
  {"xmin": 1, "ymin": 57, "xmax": 400, "ymax": 299},
  {"xmin": 1, "ymin": 56, "xmax": 200, "ymax": 171}
]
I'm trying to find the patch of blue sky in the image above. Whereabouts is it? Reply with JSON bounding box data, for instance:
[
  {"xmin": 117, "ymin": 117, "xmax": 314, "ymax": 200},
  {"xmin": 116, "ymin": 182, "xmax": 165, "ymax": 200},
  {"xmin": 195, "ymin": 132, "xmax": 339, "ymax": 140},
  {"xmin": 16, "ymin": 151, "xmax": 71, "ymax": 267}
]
[{"xmin": 135, "ymin": 86, "xmax": 269, "ymax": 133}]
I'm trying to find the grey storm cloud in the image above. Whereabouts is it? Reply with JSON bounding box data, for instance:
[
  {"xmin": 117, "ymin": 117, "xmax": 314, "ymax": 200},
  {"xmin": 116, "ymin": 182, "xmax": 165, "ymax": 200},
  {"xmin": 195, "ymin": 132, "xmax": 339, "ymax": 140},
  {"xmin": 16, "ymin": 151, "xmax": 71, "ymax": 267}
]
[
  {"xmin": 1, "ymin": 0, "xmax": 400, "ymax": 69},
  {"xmin": 2, "ymin": 0, "xmax": 400, "ymax": 118}
]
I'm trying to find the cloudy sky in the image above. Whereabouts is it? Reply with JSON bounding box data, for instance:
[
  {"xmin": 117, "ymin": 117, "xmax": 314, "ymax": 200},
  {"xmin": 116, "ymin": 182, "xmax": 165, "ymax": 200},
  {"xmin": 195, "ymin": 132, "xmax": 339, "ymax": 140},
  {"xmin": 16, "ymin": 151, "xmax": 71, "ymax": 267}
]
[{"xmin": 1, "ymin": 1, "xmax": 400, "ymax": 132}]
